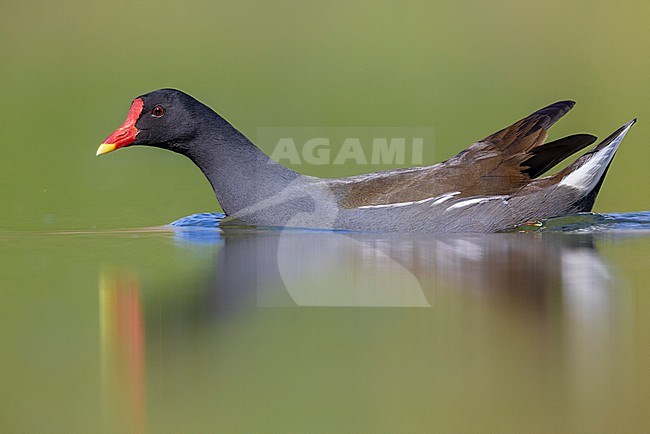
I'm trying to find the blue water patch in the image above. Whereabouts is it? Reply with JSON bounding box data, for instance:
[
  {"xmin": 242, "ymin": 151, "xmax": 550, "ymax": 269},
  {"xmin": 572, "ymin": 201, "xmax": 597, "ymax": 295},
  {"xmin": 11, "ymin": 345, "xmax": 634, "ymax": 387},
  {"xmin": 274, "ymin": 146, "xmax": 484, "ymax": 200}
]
[
  {"xmin": 170, "ymin": 212, "xmax": 226, "ymax": 228},
  {"xmin": 168, "ymin": 213, "xmax": 226, "ymax": 244}
]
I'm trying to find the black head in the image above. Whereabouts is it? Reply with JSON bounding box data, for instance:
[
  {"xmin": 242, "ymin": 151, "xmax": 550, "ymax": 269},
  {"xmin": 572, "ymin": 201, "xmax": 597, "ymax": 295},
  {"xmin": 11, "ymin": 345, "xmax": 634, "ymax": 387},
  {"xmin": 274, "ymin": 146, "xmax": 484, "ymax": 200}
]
[{"xmin": 97, "ymin": 88, "xmax": 215, "ymax": 156}]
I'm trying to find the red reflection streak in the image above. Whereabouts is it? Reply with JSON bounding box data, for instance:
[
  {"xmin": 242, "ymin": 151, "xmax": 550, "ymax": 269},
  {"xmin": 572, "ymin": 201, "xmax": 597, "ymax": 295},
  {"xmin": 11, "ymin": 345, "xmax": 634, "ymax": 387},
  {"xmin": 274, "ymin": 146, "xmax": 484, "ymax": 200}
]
[{"xmin": 101, "ymin": 272, "xmax": 146, "ymax": 433}]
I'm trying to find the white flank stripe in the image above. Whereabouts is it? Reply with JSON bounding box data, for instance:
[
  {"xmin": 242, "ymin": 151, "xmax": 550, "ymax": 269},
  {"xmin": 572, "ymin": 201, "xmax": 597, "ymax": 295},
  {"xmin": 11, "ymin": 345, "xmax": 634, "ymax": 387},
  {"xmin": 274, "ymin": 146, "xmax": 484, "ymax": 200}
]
[
  {"xmin": 431, "ymin": 191, "xmax": 461, "ymax": 205},
  {"xmin": 358, "ymin": 200, "xmax": 417, "ymax": 209},
  {"xmin": 446, "ymin": 196, "xmax": 506, "ymax": 211},
  {"xmin": 560, "ymin": 122, "xmax": 633, "ymax": 191},
  {"xmin": 358, "ymin": 191, "xmax": 461, "ymax": 210}
]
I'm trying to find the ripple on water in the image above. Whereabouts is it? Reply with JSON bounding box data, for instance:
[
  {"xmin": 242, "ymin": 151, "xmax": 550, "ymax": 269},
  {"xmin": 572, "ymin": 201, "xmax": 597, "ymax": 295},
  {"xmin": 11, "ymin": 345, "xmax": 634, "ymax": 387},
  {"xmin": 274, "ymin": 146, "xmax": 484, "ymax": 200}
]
[
  {"xmin": 169, "ymin": 210, "xmax": 650, "ymax": 237},
  {"xmin": 539, "ymin": 211, "xmax": 650, "ymax": 234}
]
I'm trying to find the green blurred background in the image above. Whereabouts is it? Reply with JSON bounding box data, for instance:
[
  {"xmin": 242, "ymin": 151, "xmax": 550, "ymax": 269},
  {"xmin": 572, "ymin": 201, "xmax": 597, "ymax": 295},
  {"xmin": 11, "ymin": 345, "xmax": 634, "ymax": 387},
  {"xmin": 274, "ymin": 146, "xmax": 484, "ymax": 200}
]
[
  {"xmin": 2, "ymin": 3, "xmax": 650, "ymax": 432},
  {"xmin": 1, "ymin": 0, "xmax": 649, "ymax": 230}
]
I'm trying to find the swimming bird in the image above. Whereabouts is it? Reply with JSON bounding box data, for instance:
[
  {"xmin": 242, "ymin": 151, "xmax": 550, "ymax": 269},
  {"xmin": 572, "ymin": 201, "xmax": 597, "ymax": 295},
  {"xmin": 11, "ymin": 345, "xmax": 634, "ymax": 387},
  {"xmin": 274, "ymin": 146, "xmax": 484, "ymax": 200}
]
[{"xmin": 97, "ymin": 89, "xmax": 634, "ymax": 232}]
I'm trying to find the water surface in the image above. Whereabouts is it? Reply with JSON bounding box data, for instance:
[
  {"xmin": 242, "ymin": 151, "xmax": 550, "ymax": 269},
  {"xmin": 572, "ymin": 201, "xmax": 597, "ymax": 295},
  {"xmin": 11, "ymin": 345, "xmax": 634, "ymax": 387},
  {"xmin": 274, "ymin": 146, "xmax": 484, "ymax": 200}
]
[{"xmin": 2, "ymin": 212, "xmax": 650, "ymax": 432}]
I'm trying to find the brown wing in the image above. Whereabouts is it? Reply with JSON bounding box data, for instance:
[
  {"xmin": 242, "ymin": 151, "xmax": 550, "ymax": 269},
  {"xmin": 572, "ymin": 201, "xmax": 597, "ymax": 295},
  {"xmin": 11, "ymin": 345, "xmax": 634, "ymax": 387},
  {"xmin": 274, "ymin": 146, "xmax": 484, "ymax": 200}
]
[{"xmin": 332, "ymin": 100, "xmax": 596, "ymax": 208}]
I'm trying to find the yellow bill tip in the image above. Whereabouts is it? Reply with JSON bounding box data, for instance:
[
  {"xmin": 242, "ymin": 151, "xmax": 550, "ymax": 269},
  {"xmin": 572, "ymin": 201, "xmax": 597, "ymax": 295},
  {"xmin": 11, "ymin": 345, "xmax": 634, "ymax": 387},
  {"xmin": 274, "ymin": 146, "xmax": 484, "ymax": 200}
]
[{"xmin": 96, "ymin": 143, "xmax": 116, "ymax": 156}]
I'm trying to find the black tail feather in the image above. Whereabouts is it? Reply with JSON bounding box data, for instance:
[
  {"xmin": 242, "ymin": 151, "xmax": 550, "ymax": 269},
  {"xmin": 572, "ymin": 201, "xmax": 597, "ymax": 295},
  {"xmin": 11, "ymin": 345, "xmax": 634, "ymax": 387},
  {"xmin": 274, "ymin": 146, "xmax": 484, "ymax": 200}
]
[{"xmin": 523, "ymin": 133, "xmax": 597, "ymax": 178}]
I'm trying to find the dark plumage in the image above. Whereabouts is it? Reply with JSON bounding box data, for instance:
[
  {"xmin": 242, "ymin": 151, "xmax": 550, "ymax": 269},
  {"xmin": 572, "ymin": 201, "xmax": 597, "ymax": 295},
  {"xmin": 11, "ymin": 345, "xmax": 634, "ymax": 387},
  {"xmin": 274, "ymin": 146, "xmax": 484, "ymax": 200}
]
[{"xmin": 98, "ymin": 89, "xmax": 634, "ymax": 233}]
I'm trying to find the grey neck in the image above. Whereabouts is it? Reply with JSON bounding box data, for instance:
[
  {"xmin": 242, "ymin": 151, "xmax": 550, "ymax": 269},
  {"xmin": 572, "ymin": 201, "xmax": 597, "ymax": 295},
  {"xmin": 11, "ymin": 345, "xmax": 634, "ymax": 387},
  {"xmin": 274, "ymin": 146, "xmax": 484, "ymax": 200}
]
[{"xmin": 183, "ymin": 121, "xmax": 303, "ymax": 216}]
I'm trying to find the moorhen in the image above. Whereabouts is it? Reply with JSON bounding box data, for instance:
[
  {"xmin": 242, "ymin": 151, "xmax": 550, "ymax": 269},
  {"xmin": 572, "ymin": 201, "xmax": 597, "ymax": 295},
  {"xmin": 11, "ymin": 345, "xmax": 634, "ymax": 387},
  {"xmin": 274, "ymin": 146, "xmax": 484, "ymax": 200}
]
[{"xmin": 97, "ymin": 89, "xmax": 634, "ymax": 232}]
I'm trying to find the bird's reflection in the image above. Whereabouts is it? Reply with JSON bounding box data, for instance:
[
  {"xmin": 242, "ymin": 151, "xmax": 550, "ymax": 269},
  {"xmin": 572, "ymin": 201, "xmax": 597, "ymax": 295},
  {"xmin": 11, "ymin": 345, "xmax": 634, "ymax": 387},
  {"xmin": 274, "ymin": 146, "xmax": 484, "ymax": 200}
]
[
  {"xmin": 98, "ymin": 227, "xmax": 629, "ymax": 430},
  {"xmin": 98, "ymin": 227, "xmax": 620, "ymax": 331},
  {"xmin": 182, "ymin": 228, "xmax": 614, "ymax": 316}
]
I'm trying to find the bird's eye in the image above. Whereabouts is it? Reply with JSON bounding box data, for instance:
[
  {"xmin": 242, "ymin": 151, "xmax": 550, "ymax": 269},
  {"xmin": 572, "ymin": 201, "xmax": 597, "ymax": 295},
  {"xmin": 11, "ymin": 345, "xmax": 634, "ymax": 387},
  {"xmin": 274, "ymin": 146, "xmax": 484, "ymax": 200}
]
[{"xmin": 151, "ymin": 105, "xmax": 165, "ymax": 117}]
